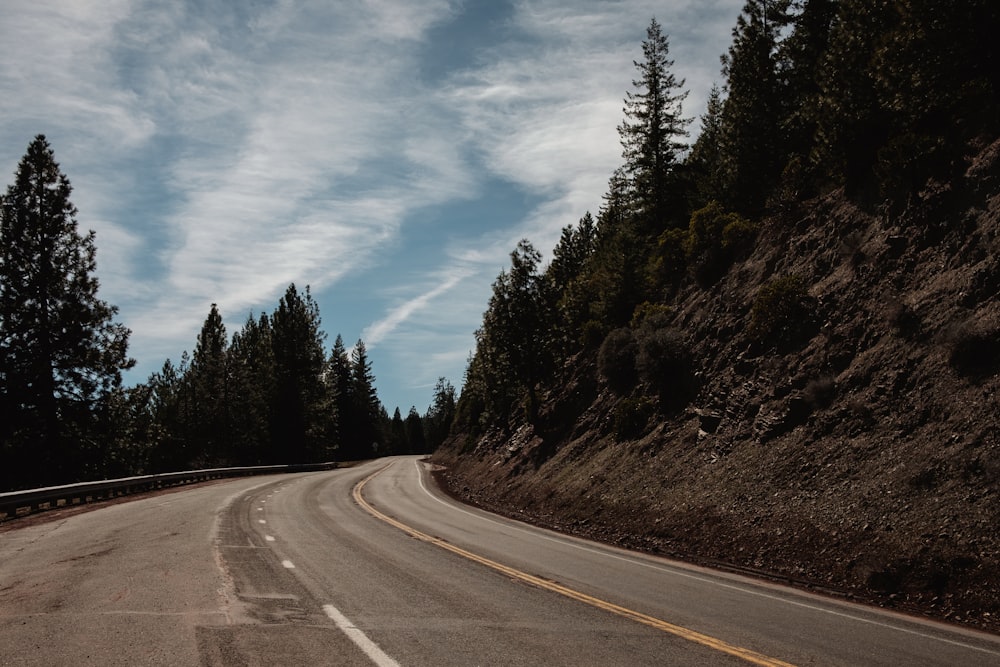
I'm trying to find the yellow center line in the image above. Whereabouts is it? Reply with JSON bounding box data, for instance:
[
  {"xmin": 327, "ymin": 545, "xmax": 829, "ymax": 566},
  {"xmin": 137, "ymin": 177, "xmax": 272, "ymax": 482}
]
[{"xmin": 353, "ymin": 465, "xmax": 797, "ymax": 667}]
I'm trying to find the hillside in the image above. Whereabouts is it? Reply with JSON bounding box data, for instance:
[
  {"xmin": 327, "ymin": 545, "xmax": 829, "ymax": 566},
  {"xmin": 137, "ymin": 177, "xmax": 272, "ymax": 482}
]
[{"xmin": 434, "ymin": 136, "xmax": 1000, "ymax": 632}]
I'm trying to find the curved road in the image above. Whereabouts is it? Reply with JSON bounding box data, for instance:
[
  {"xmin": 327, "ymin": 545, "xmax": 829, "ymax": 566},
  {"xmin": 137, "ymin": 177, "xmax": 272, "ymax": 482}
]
[{"xmin": 2, "ymin": 456, "xmax": 999, "ymax": 665}]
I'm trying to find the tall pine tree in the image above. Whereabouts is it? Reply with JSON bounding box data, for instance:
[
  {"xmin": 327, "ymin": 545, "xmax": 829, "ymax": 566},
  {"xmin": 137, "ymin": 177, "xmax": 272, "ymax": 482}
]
[
  {"xmin": 0, "ymin": 136, "xmax": 133, "ymax": 490},
  {"xmin": 718, "ymin": 0, "xmax": 792, "ymax": 212},
  {"xmin": 618, "ymin": 18, "xmax": 690, "ymax": 232},
  {"xmin": 270, "ymin": 284, "xmax": 332, "ymax": 463},
  {"xmin": 189, "ymin": 303, "xmax": 230, "ymax": 465},
  {"xmin": 346, "ymin": 339, "xmax": 381, "ymax": 459}
]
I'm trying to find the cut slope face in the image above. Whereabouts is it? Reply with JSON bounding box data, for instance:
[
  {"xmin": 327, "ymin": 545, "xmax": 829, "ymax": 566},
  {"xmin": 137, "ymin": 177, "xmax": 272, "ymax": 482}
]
[{"xmin": 435, "ymin": 138, "xmax": 1000, "ymax": 632}]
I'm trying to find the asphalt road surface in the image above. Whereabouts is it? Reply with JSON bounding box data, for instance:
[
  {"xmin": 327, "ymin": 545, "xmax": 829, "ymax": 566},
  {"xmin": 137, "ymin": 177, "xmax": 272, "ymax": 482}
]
[{"xmin": 2, "ymin": 456, "xmax": 999, "ymax": 666}]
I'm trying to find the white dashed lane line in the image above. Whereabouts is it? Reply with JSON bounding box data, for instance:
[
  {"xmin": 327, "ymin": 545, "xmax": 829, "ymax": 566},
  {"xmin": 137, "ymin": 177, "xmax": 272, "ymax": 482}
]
[{"xmin": 323, "ymin": 604, "xmax": 401, "ymax": 667}]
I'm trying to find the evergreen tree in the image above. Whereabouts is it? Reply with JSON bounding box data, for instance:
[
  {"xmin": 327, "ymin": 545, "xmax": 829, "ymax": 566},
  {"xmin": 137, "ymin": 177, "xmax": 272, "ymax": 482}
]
[
  {"xmin": 618, "ymin": 18, "xmax": 690, "ymax": 231},
  {"xmin": 144, "ymin": 358, "xmax": 189, "ymax": 472},
  {"xmin": 481, "ymin": 240, "xmax": 549, "ymax": 422},
  {"xmin": 811, "ymin": 1, "xmax": 894, "ymax": 199},
  {"xmin": 718, "ymin": 0, "xmax": 793, "ymax": 212},
  {"xmin": 388, "ymin": 407, "xmax": 407, "ymax": 455},
  {"xmin": 227, "ymin": 312, "xmax": 275, "ymax": 464},
  {"xmin": 404, "ymin": 407, "xmax": 426, "ymax": 454},
  {"xmin": 545, "ymin": 213, "xmax": 598, "ymax": 364},
  {"xmin": 0, "ymin": 135, "xmax": 133, "ymax": 490},
  {"xmin": 346, "ymin": 339, "xmax": 381, "ymax": 459},
  {"xmin": 189, "ymin": 303, "xmax": 229, "ymax": 465},
  {"xmin": 424, "ymin": 377, "xmax": 456, "ymax": 451},
  {"xmin": 776, "ymin": 0, "xmax": 838, "ymax": 199},
  {"xmin": 871, "ymin": 0, "xmax": 1000, "ymax": 196},
  {"xmin": 270, "ymin": 284, "xmax": 332, "ymax": 463},
  {"xmin": 686, "ymin": 84, "xmax": 727, "ymax": 207},
  {"xmin": 327, "ymin": 334, "xmax": 352, "ymax": 457}
]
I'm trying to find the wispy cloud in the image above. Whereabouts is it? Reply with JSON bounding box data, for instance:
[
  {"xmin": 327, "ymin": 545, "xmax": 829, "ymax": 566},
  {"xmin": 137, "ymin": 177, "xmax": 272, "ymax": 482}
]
[{"xmin": 0, "ymin": 0, "xmax": 743, "ymax": 411}]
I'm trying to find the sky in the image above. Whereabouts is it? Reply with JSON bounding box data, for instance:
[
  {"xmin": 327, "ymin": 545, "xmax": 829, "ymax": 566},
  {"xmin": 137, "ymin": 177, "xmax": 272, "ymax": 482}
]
[{"xmin": 1, "ymin": 0, "xmax": 743, "ymax": 415}]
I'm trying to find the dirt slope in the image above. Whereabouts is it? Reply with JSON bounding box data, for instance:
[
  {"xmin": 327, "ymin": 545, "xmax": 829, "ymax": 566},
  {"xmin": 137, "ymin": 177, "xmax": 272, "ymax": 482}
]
[{"xmin": 434, "ymin": 138, "xmax": 1000, "ymax": 632}]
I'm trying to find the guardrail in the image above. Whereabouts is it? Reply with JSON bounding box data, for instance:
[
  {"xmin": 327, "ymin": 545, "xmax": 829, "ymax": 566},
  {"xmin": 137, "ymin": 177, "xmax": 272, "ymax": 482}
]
[{"xmin": 0, "ymin": 462, "xmax": 337, "ymax": 522}]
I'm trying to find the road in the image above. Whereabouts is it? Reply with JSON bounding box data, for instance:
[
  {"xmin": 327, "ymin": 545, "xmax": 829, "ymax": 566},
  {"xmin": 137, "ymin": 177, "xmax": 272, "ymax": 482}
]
[{"xmin": 2, "ymin": 456, "xmax": 999, "ymax": 665}]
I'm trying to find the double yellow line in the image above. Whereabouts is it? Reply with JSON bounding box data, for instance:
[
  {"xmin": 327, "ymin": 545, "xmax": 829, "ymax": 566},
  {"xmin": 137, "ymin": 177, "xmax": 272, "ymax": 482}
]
[{"xmin": 353, "ymin": 465, "xmax": 796, "ymax": 667}]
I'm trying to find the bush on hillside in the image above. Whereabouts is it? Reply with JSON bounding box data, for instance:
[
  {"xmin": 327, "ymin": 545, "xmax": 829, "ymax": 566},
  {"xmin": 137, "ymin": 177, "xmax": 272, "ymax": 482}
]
[
  {"xmin": 598, "ymin": 328, "xmax": 638, "ymax": 393},
  {"xmin": 749, "ymin": 275, "xmax": 816, "ymax": 344},
  {"xmin": 635, "ymin": 327, "xmax": 693, "ymax": 409},
  {"xmin": 612, "ymin": 397, "xmax": 654, "ymax": 441}
]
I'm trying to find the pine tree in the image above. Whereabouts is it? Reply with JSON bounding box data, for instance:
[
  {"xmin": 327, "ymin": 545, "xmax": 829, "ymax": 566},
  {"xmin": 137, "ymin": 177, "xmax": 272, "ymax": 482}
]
[
  {"xmin": 618, "ymin": 18, "xmax": 690, "ymax": 231},
  {"xmin": 686, "ymin": 84, "xmax": 727, "ymax": 207},
  {"xmin": 0, "ymin": 135, "xmax": 133, "ymax": 489},
  {"xmin": 811, "ymin": 1, "xmax": 894, "ymax": 199},
  {"xmin": 227, "ymin": 312, "xmax": 275, "ymax": 464},
  {"xmin": 777, "ymin": 0, "xmax": 837, "ymax": 190},
  {"xmin": 270, "ymin": 284, "xmax": 332, "ymax": 463},
  {"xmin": 424, "ymin": 377, "xmax": 456, "ymax": 451},
  {"xmin": 718, "ymin": 0, "xmax": 793, "ymax": 212},
  {"xmin": 144, "ymin": 358, "xmax": 189, "ymax": 472},
  {"xmin": 327, "ymin": 334, "xmax": 352, "ymax": 457},
  {"xmin": 347, "ymin": 339, "xmax": 382, "ymax": 459},
  {"xmin": 189, "ymin": 303, "xmax": 229, "ymax": 465},
  {"xmin": 388, "ymin": 407, "xmax": 407, "ymax": 455},
  {"xmin": 404, "ymin": 407, "xmax": 426, "ymax": 454}
]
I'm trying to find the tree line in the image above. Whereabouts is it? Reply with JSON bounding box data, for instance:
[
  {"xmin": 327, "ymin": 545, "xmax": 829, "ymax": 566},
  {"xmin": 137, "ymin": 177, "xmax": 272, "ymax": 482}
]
[
  {"xmin": 0, "ymin": 136, "xmax": 455, "ymax": 492},
  {"xmin": 455, "ymin": 1, "xmax": 1000, "ymax": 439}
]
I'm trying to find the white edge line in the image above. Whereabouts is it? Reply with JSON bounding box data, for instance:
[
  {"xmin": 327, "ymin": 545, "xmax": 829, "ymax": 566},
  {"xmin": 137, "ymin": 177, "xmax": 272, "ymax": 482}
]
[
  {"xmin": 413, "ymin": 460, "xmax": 1000, "ymax": 657},
  {"xmin": 323, "ymin": 604, "xmax": 401, "ymax": 667}
]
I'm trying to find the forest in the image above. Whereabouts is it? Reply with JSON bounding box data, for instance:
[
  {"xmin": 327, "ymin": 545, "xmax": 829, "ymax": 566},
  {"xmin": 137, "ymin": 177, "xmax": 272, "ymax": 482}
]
[
  {"xmin": 436, "ymin": 0, "xmax": 1000, "ymax": 626},
  {"xmin": 453, "ymin": 0, "xmax": 1000, "ymax": 440},
  {"xmin": 0, "ymin": 137, "xmax": 455, "ymax": 491}
]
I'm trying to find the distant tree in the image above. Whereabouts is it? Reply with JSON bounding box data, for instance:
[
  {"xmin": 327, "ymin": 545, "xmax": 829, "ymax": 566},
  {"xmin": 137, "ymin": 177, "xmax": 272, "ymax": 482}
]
[
  {"xmin": 404, "ymin": 407, "xmax": 426, "ymax": 454},
  {"xmin": 227, "ymin": 312, "xmax": 275, "ymax": 464},
  {"xmin": 618, "ymin": 18, "xmax": 691, "ymax": 231},
  {"xmin": 270, "ymin": 284, "xmax": 333, "ymax": 463},
  {"xmin": 423, "ymin": 377, "xmax": 456, "ymax": 451},
  {"xmin": 0, "ymin": 135, "xmax": 133, "ymax": 490},
  {"xmin": 346, "ymin": 339, "xmax": 381, "ymax": 459},
  {"xmin": 388, "ymin": 407, "xmax": 407, "ymax": 455},
  {"xmin": 327, "ymin": 334, "xmax": 352, "ymax": 455},
  {"xmin": 144, "ymin": 358, "xmax": 190, "ymax": 472},
  {"xmin": 188, "ymin": 303, "xmax": 229, "ymax": 465}
]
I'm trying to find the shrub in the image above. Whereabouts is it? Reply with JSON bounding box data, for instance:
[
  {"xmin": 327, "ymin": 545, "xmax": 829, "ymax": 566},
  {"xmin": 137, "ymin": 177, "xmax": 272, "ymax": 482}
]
[
  {"xmin": 580, "ymin": 319, "xmax": 607, "ymax": 350},
  {"xmin": 803, "ymin": 375, "xmax": 837, "ymax": 409},
  {"xmin": 598, "ymin": 328, "xmax": 637, "ymax": 393},
  {"xmin": 944, "ymin": 321, "xmax": 1000, "ymax": 379},
  {"xmin": 652, "ymin": 227, "xmax": 688, "ymax": 283},
  {"xmin": 630, "ymin": 302, "xmax": 671, "ymax": 330},
  {"xmin": 749, "ymin": 275, "xmax": 815, "ymax": 344},
  {"xmin": 686, "ymin": 201, "xmax": 752, "ymax": 285},
  {"xmin": 636, "ymin": 327, "xmax": 692, "ymax": 408},
  {"xmin": 613, "ymin": 397, "xmax": 654, "ymax": 440},
  {"xmin": 885, "ymin": 298, "xmax": 920, "ymax": 337},
  {"xmin": 721, "ymin": 216, "xmax": 759, "ymax": 256}
]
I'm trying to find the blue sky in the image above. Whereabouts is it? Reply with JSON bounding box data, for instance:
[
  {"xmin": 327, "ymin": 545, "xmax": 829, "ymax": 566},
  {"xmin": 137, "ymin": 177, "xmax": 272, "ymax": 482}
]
[{"xmin": 1, "ymin": 0, "xmax": 742, "ymax": 415}]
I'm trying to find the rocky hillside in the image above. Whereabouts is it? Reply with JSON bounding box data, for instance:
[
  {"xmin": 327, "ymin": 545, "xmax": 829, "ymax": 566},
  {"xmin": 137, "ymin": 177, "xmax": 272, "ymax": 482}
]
[{"xmin": 433, "ymin": 137, "xmax": 1000, "ymax": 632}]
